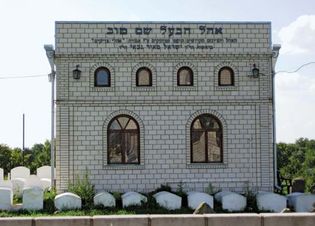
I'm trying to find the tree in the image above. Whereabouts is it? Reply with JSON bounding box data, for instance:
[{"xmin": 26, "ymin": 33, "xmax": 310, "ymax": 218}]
[{"xmin": 0, "ymin": 144, "xmax": 12, "ymax": 175}]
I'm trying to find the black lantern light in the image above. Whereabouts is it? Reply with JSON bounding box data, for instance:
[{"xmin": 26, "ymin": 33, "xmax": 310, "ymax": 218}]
[
  {"xmin": 252, "ymin": 64, "xmax": 260, "ymax": 78},
  {"xmin": 73, "ymin": 64, "xmax": 81, "ymax": 80}
]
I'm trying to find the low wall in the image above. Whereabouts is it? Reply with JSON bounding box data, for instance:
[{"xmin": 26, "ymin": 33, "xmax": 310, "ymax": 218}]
[{"xmin": 0, "ymin": 213, "xmax": 314, "ymax": 226}]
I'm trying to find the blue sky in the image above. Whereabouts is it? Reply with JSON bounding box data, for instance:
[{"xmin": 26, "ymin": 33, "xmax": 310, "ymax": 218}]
[{"xmin": 0, "ymin": 0, "xmax": 314, "ymax": 147}]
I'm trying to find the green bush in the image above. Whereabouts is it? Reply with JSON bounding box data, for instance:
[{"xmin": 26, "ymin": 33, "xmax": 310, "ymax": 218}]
[
  {"xmin": 43, "ymin": 188, "xmax": 57, "ymax": 213},
  {"xmin": 68, "ymin": 172, "xmax": 95, "ymax": 209}
]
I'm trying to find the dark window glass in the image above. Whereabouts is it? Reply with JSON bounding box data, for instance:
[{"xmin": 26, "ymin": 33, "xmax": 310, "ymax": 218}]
[
  {"xmin": 177, "ymin": 66, "xmax": 193, "ymax": 86},
  {"xmin": 136, "ymin": 67, "xmax": 152, "ymax": 86},
  {"xmin": 219, "ymin": 67, "xmax": 234, "ymax": 86},
  {"xmin": 191, "ymin": 114, "xmax": 223, "ymax": 163},
  {"xmin": 108, "ymin": 115, "xmax": 140, "ymax": 164},
  {"xmin": 95, "ymin": 67, "xmax": 111, "ymax": 87}
]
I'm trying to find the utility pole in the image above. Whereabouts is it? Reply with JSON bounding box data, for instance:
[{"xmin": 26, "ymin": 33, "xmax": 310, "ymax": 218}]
[{"xmin": 22, "ymin": 113, "xmax": 25, "ymax": 165}]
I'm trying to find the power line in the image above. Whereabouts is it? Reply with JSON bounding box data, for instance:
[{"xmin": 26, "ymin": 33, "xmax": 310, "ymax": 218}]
[
  {"xmin": 276, "ymin": 61, "xmax": 315, "ymax": 74},
  {"xmin": 0, "ymin": 74, "xmax": 47, "ymax": 79}
]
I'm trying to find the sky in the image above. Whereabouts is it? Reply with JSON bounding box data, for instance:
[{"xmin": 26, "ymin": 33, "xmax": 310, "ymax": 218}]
[{"xmin": 0, "ymin": 0, "xmax": 314, "ymax": 148}]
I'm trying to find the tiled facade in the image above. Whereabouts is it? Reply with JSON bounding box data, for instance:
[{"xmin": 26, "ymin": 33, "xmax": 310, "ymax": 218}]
[{"xmin": 54, "ymin": 22, "xmax": 280, "ymax": 193}]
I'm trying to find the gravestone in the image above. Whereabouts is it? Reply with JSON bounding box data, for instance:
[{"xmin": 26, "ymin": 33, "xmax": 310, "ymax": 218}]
[
  {"xmin": 0, "ymin": 180, "xmax": 12, "ymax": 189},
  {"xmin": 37, "ymin": 166, "xmax": 54, "ymax": 179},
  {"xmin": 10, "ymin": 166, "xmax": 30, "ymax": 180},
  {"xmin": 11, "ymin": 178, "xmax": 26, "ymax": 197},
  {"xmin": 24, "ymin": 175, "xmax": 43, "ymax": 189},
  {"xmin": 187, "ymin": 191, "xmax": 213, "ymax": 209},
  {"xmin": 0, "ymin": 168, "xmax": 3, "ymax": 181},
  {"xmin": 40, "ymin": 178, "xmax": 51, "ymax": 190},
  {"xmin": 214, "ymin": 191, "xmax": 247, "ymax": 212},
  {"xmin": 256, "ymin": 191, "xmax": 287, "ymax": 212},
  {"xmin": 287, "ymin": 193, "xmax": 315, "ymax": 212},
  {"xmin": 287, "ymin": 192, "xmax": 303, "ymax": 207},
  {"xmin": 153, "ymin": 191, "xmax": 182, "ymax": 210},
  {"xmin": 0, "ymin": 187, "xmax": 13, "ymax": 210},
  {"xmin": 122, "ymin": 191, "xmax": 147, "ymax": 207},
  {"xmin": 54, "ymin": 192, "xmax": 82, "ymax": 210},
  {"xmin": 22, "ymin": 186, "xmax": 43, "ymax": 210},
  {"xmin": 94, "ymin": 191, "xmax": 116, "ymax": 207}
]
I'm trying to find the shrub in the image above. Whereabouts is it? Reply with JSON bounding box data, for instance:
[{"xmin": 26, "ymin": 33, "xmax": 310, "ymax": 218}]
[
  {"xmin": 68, "ymin": 171, "xmax": 95, "ymax": 209},
  {"xmin": 43, "ymin": 188, "xmax": 57, "ymax": 213}
]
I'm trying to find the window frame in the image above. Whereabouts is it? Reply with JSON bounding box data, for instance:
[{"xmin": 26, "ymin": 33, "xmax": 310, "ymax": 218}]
[
  {"xmin": 136, "ymin": 67, "xmax": 153, "ymax": 87},
  {"xmin": 94, "ymin": 67, "xmax": 111, "ymax": 87},
  {"xmin": 107, "ymin": 115, "xmax": 140, "ymax": 165},
  {"xmin": 177, "ymin": 66, "xmax": 194, "ymax": 86},
  {"xmin": 218, "ymin": 66, "xmax": 234, "ymax": 86},
  {"xmin": 190, "ymin": 114, "xmax": 223, "ymax": 163}
]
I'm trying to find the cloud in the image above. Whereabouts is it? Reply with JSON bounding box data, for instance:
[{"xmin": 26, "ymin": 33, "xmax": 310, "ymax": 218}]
[{"xmin": 278, "ymin": 15, "xmax": 315, "ymax": 55}]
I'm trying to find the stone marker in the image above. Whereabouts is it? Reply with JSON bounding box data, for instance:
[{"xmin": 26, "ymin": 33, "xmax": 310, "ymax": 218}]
[
  {"xmin": 54, "ymin": 192, "xmax": 82, "ymax": 210},
  {"xmin": 187, "ymin": 191, "xmax": 214, "ymax": 209},
  {"xmin": 214, "ymin": 191, "xmax": 247, "ymax": 212},
  {"xmin": 0, "ymin": 168, "xmax": 3, "ymax": 181},
  {"xmin": 256, "ymin": 191, "xmax": 287, "ymax": 213},
  {"xmin": 122, "ymin": 191, "xmax": 147, "ymax": 207},
  {"xmin": 24, "ymin": 175, "xmax": 43, "ymax": 189},
  {"xmin": 11, "ymin": 178, "xmax": 26, "ymax": 197},
  {"xmin": 287, "ymin": 193, "xmax": 315, "ymax": 212},
  {"xmin": 287, "ymin": 192, "xmax": 303, "ymax": 207},
  {"xmin": 40, "ymin": 178, "xmax": 51, "ymax": 190},
  {"xmin": 153, "ymin": 191, "xmax": 182, "ymax": 210},
  {"xmin": 37, "ymin": 166, "xmax": 54, "ymax": 179},
  {"xmin": 94, "ymin": 191, "xmax": 116, "ymax": 207},
  {"xmin": 0, "ymin": 187, "xmax": 13, "ymax": 210},
  {"xmin": 10, "ymin": 166, "xmax": 30, "ymax": 180},
  {"xmin": 193, "ymin": 201, "xmax": 215, "ymax": 214},
  {"xmin": 0, "ymin": 180, "xmax": 13, "ymax": 189},
  {"xmin": 22, "ymin": 186, "xmax": 43, "ymax": 210}
]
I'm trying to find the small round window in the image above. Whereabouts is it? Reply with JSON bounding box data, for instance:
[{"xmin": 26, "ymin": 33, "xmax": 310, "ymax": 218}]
[
  {"xmin": 218, "ymin": 67, "xmax": 234, "ymax": 86},
  {"xmin": 136, "ymin": 67, "xmax": 152, "ymax": 86},
  {"xmin": 177, "ymin": 66, "xmax": 193, "ymax": 86},
  {"xmin": 95, "ymin": 67, "xmax": 111, "ymax": 87}
]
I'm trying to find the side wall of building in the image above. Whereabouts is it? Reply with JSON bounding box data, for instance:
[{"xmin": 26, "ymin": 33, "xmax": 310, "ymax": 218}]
[{"xmin": 55, "ymin": 22, "xmax": 274, "ymax": 193}]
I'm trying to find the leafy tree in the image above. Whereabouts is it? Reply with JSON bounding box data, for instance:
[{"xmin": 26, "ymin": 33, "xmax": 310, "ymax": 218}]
[{"xmin": 0, "ymin": 144, "xmax": 12, "ymax": 175}]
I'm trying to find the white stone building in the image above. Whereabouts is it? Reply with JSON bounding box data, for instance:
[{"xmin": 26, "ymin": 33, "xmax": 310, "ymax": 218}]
[{"xmin": 52, "ymin": 22, "xmax": 280, "ymax": 193}]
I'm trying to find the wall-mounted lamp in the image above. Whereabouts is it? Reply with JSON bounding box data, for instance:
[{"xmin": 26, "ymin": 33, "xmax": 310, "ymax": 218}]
[
  {"xmin": 251, "ymin": 64, "xmax": 260, "ymax": 78},
  {"xmin": 73, "ymin": 65, "xmax": 81, "ymax": 80}
]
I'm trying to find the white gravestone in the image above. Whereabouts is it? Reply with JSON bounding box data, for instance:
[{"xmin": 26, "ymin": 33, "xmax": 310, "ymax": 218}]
[
  {"xmin": 0, "ymin": 187, "xmax": 13, "ymax": 210},
  {"xmin": 215, "ymin": 191, "xmax": 247, "ymax": 212},
  {"xmin": 11, "ymin": 178, "xmax": 26, "ymax": 197},
  {"xmin": 288, "ymin": 193, "xmax": 315, "ymax": 212},
  {"xmin": 122, "ymin": 191, "xmax": 147, "ymax": 207},
  {"xmin": 37, "ymin": 166, "xmax": 54, "ymax": 179},
  {"xmin": 22, "ymin": 186, "xmax": 43, "ymax": 210},
  {"xmin": 40, "ymin": 178, "xmax": 51, "ymax": 190},
  {"xmin": 153, "ymin": 191, "xmax": 182, "ymax": 210},
  {"xmin": 0, "ymin": 180, "xmax": 13, "ymax": 189},
  {"xmin": 24, "ymin": 175, "xmax": 43, "ymax": 189},
  {"xmin": 54, "ymin": 192, "xmax": 82, "ymax": 210},
  {"xmin": 187, "ymin": 191, "xmax": 213, "ymax": 209},
  {"xmin": 0, "ymin": 168, "xmax": 3, "ymax": 181},
  {"xmin": 287, "ymin": 192, "xmax": 303, "ymax": 207},
  {"xmin": 256, "ymin": 191, "xmax": 287, "ymax": 212},
  {"xmin": 94, "ymin": 191, "xmax": 116, "ymax": 207},
  {"xmin": 10, "ymin": 166, "xmax": 30, "ymax": 180}
]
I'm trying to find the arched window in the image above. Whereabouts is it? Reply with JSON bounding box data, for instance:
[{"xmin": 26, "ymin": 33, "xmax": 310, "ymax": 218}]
[
  {"xmin": 136, "ymin": 67, "xmax": 152, "ymax": 86},
  {"xmin": 108, "ymin": 115, "xmax": 140, "ymax": 164},
  {"xmin": 191, "ymin": 114, "xmax": 223, "ymax": 163},
  {"xmin": 177, "ymin": 66, "xmax": 193, "ymax": 86},
  {"xmin": 218, "ymin": 67, "xmax": 234, "ymax": 86},
  {"xmin": 95, "ymin": 67, "xmax": 111, "ymax": 87}
]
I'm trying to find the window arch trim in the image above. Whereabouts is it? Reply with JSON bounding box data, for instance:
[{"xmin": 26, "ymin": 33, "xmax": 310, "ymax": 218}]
[
  {"xmin": 177, "ymin": 66, "xmax": 194, "ymax": 86},
  {"xmin": 136, "ymin": 67, "xmax": 153, "ymax": 87},
  {"xmin": 218, "ymin": 66, "xmax": 235, "ymax": 86},
  {"xmin": 94, "ymin": 67, "xmax": 111, "ymax": 87}
]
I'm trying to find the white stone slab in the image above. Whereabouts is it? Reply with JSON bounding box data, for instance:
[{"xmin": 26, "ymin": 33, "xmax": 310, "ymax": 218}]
[
  {"xmin": 40, "ymin": 178, "xmax": 51, "ymax": 190},
  {"xmin": 214, "ymin": 191, "xmax": 247, "ymax": 212},
  {"xmin": 0, "ymin": 180, "xmax": 13, "ymax": 189},
  {"xmin": 94, "ymin": 191, "xmax": 116, "ymax": 207},
  {"xmin": 256, "ymin": 191, "xmax": 287, "ymax": 212},
  {"xmin": 288, "ymin": 193, "xmax": 315, "ymax": 212},
  {"xmin": 122, "ymin": 191, "xmax": 147, "ymax": 207},
  {"xmin": 0, "ymin": 187, "xmax": 13, "ymax": 210},
  {"xmin": 153, "ymin": 191, "xmax": 182, "ymax": 210},
  {"xmin": 287, "ymin": 192, "xmax": 303, "ymax": 207},
  {"xmin": 54, "ymin": 192, "xmax": 82, "ymax": 210},
  {"xmin": 11, "ymin": 178, "xmax": 26, "ymax": 197},
  {"xmin": 187, "ymin": 191, "xmax": 213, "ymax": 209},
  {"xmin": 22, "ymin": 186, "xmax": 43, "ymax": 210},
  {"xmin": 10, "ymin": 166, "xmax": 30, "ymax": 180},
  {"xmin": 0, "ymin": 168, "xmax": 3, "ymax": 181},
  {"xmin": 37, "ymin": 166, "xmax": 55, "ymax": 179}
]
